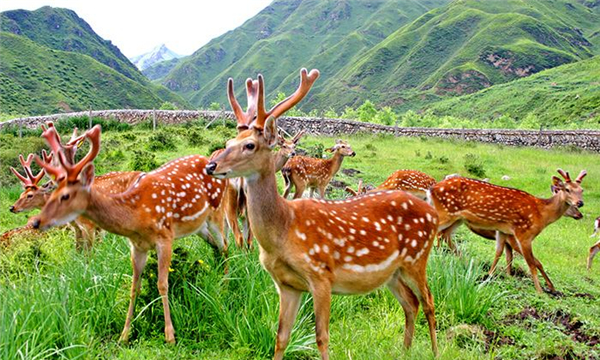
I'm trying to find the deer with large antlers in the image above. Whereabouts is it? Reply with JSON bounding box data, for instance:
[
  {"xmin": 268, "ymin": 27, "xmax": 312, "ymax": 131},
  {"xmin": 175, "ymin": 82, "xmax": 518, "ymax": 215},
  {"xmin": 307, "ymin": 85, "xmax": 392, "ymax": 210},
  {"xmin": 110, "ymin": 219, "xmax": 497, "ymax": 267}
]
[
  {"xmin": 33, "ymin": 124, "xmax": 229, "ymax": 344},
  {"xmin": 282, "ymin": 139, "xmax": 356, "ymax": 199},
  {"xmin": 206, "ymin": 69, "xmax": 439, "ymax": 358},
  {"xmin": 345, "ymin": 170, "xmax": 436, "ymax": 200},
  {"xmin": 429, "ymin": 169, "xmax": 586, "ymax": 293},
  {"xmin": 211, "ymin": 86, "xmax": 307, "ymax": 250}
]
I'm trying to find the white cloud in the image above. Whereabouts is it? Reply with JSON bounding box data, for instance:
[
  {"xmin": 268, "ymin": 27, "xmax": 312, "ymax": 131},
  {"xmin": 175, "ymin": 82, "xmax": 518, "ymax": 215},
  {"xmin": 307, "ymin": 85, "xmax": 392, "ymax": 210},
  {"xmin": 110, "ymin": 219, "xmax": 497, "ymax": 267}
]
[{"xmin": 0, "ymin": 0, "xmax": 273, "ymax": 57}]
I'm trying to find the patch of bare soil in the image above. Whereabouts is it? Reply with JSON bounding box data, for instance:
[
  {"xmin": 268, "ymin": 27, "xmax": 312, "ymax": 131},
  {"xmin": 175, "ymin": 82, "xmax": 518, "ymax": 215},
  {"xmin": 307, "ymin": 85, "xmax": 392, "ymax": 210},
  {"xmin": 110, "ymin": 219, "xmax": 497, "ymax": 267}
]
[
  {"xmin": 341, "ymin": 168, "xmax": 361, "ymax": 177},
  {"xmin": 505, "ymin": 307, "xmax": 600, "ymax": 347}
]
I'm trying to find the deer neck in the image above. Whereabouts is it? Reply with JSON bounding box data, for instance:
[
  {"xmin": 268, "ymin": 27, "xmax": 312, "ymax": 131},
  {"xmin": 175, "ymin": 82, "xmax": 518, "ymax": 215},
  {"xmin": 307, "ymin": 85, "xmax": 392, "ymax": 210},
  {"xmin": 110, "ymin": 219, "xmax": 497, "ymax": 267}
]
[
  {"xmin": 538, "ymin": 192, "xmax": 570, "ymax": 227},
  {"xmin": 85, "ymin": 188, "xmax": 139, "ymax": 236},
  {"xmin": 326, "ymin": 151, "xmax": 344, "ymax": 179},
  {"xmin": 272, "ymin": 151, "xmax": 289, "ymax": 172},
  {"xmin": 243, "ymin": 155, "xmax": 292, "ymax": 253}
]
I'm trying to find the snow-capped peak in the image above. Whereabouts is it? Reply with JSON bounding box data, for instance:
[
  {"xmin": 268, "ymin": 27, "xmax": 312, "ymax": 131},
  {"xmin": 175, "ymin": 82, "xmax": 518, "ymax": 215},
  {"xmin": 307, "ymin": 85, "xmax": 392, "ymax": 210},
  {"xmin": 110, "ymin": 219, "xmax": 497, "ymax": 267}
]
[{"xmin": 130, "ymin": 44, "xmax": 182, "ymax": 70}]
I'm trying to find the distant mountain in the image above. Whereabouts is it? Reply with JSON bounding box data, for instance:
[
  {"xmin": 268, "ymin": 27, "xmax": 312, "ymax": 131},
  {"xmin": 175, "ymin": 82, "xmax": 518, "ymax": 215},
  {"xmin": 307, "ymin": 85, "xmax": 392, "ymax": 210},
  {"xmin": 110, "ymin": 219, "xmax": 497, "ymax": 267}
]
[
  {"xmin": 130, "ymin": 44, "xmax": 182, "ymax": 71},
  {"xmin": 160, "ymin": 0, "xmax": 600, "ymax": 113},
  {"xmin": 0, "ymin": 7, "xmax": 188, "ymax": 114},
  {"xmin": 426, "ymin": 55, "xmax": 600, "ymax": 126},
  {"xmin": 143, "ymin": 57, "xmax": 182, "ymax": 81},
  {"xmin": 310, "ymin": 0, "xmax": 600, "ymax": 111},
  {"xmin": 160, "ymin": 0, "xmax": 452, "ymax": 107}
]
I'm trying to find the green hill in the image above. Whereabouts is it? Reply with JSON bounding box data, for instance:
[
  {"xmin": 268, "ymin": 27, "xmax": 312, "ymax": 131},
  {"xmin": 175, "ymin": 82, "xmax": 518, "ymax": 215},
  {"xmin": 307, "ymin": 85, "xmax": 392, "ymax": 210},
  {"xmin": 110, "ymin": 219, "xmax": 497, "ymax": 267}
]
[
  {"xmin": 425, "ymin": 55, "xmax": 600, "ymax": 126},
  {"xmin": 0, "ymin": 7, "xmax": 187, "ymax": 115},
  {"xmin": 161, "ymin": 0, "xmax": 451, "ymax": 107},
  {"xmin": 310, "ymin": 0, "xmax": 600, "ymax": 111},
  {"xmin": 143, "ymin": 57, "xmax": 182, "ymax": 81},
  {"xmin": 0, "ymin": 32, "xmax": 183, "ymax": 114}
]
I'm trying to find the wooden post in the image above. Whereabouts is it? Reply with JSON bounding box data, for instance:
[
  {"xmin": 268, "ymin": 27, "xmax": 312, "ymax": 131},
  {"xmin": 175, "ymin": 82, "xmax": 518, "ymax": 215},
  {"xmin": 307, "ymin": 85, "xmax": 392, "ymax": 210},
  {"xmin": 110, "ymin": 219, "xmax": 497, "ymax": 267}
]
[
  {"xmin": 89, "ymin": 106, "xmax": 93, "ymax": 129},
  {"xmin": 19, "ymin": 118, "xmax": 23, "ymax": 138},
  {"xmin": 153, "ymin": 108, "xmax": 157, "ymax": 131}
]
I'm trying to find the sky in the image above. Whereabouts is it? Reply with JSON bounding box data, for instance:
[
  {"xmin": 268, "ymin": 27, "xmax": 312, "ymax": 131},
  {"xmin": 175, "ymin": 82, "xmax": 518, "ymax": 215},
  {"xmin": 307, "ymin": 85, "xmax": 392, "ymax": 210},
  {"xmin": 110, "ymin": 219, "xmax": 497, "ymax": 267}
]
[{"xmin": 0, "ymin": 0, "xmax": 273, "ymax": 58}]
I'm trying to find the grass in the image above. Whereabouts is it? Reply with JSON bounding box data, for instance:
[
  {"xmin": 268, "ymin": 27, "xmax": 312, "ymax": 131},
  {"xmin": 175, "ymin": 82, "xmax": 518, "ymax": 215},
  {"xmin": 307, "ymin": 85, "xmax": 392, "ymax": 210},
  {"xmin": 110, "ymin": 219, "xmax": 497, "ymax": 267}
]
[{"xmin": 1, "ymin": 121, "xmax": 600, "ymax": 359}]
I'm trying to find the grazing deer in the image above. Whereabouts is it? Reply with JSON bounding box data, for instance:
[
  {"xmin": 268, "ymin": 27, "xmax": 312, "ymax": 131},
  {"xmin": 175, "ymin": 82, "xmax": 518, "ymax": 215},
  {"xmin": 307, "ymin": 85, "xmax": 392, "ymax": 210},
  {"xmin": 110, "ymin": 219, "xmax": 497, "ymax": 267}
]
[
  {"xmin": 429, "ymin": 170, "xmax": 586, "ymax": 293},
  {"xmin": 282, "ymin": 139, "xmax": 356, "ymax": 199},
  {"xmin": 33, "ymin": 125, "xmax": 228, "ymax": 344},
  {"xmin": 587, "ymin": 217, "xmax": 600, "ymax": 270},
  {"xmin": 206, "ymin": 68, "xmax": 439, "ymax": 358},
  {"xmin": 345, "ymin": 170, "xmax": 436, "ymax": 200}
]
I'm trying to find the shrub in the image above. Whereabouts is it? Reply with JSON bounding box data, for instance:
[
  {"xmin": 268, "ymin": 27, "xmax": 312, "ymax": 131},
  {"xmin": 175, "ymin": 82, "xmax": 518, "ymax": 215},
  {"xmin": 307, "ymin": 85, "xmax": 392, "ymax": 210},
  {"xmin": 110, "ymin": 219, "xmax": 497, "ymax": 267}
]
[
  {"xmin": 130, "ymin": 150, "xmax": 159, "ymax": 172},
  {"xmin": 207, "ymin": 141, "xmax": 225, "ymax": 156},
  {"xmin": 437, "ymin": 155, "xmax": 449, "ymax": 164},
  {"xmin": 146, "ymin": 130, "xmax": 177, "ymax": 151},
  {"xmin": 303, "ymin": 143, "xmax": 325, "ymax": 158},
  {"xmin": 464, "ymin": 153, "xmax": 486, "ymax": 178},
  {"xmin": 159, "ymin": 102, "xmax": 178, "ymax": 110},
  {"xmin": 186, "ymin": 129, "xmax": 208, "ymax": 147}
]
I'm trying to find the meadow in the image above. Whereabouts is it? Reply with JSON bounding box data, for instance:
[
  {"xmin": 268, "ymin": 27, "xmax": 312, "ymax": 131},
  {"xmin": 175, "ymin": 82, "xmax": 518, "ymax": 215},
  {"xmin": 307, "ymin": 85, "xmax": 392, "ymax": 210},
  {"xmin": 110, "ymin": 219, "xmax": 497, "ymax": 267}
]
[{"xmin": 1, "ymin": 118, "xmax": 599, "ymax": 359}]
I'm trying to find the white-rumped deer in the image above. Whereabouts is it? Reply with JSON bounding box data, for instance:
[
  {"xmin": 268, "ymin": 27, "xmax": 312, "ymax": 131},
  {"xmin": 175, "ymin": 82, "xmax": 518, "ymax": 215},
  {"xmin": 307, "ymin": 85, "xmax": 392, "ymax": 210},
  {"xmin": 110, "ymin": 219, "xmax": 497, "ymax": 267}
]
[
  {"xmin": 282, "ymin": 139, "xmax": 356, "ymax": 199},
  {"xmin": 429, "ymin": 170, "xmax": 586, "ymax": 293},
  {"xmin": 345, "ymin": 170, "xmax": 436, "ymax": 200},
  {"xmin": 33, "ymin": 124, "xmax": 229, "ymax": 344},
  {"xmin": 587, "ymin": 216, "xmax": 600, "ymax": 270},
  {"xmin": 206, "ymin": 69, "xmax": 439, "ymax": 358}
]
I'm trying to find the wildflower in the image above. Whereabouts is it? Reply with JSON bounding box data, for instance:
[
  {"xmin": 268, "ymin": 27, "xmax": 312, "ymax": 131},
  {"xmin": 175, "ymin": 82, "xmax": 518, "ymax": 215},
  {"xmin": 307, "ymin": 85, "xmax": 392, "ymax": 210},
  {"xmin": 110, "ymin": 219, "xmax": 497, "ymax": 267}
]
[{"xmin": 169, "ymin": 267, "xmax": 174, "ymax": 272}]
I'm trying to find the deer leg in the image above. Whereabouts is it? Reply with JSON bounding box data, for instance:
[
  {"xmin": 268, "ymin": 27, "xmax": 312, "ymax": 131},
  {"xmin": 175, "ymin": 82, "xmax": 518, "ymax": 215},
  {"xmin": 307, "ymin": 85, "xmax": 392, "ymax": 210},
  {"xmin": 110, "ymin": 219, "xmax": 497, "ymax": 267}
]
[
  {"xmin": 311, "ymin": 281, "xmax": 332, "ymax": 360},
  {"xmin": 156, "ymin": 241, "xmax": 175, "ymax": 343},
  {"xmin": 71, "ymin": 222, "xmax": 84, "ymax": 251},
  {"xmin": 489, "ymin": 232, "xmax": 506, "ymax": 276},
  {"xmin": 273, "ymin": 284, "xmax": 302, "ymax": 360},
  {"xmin": 309, "ymin": 188, "xmax": 315, "ymax": 199},
  {"xmin": 504, "ymin": 241, "xmax": 514, "ymax": 276},
  {"xmin": 282, "ymin": 175, "xmax": 293, "ymax": 199},
  {"xmin": 532, "ymin": 257, "xmax": 555, "ymax": 292},
  {"xmin": 293, "ymin": 184, "xmax": 305, "ymax": 199},
  {"xmin": 438, "ymin": 220, "xmax": 461, "ymax": 253},
  {"xmin": 119, "ymin": 246, "xmax": 148, "ymax": 343},
  {"xmin": 400, "ymin": 269, "xmax": 438, "ymax": 356},
  {"xmin": 387, "ymin": 274, "xmax": 419, "ymax": 349},
  {"xmin": 588, "ymin": 241, "xmax": 600, "ymax": 270},
  {"xmin": 519, "ymin": 241, "xmax": 544, "ymax": 293},
  {"xmin": 318, "ymin": 186, "xmax": 326, "ymax": 199},
  {"xmin": 226, "ymin": 187, "xmax": 244, "ymax": 249}
]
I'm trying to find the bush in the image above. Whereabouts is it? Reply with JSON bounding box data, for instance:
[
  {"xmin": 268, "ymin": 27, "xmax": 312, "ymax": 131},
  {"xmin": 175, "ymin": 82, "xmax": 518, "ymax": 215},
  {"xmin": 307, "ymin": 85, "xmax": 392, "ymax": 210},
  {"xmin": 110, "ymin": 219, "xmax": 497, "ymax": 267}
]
[
  {"xmin": 464, "ymin": 153, "xmax": 486, "ymax": 178},
  {"xmin": 130, "ymin": 150, "xmax": 159, "ymax": 172},
  {"xmin": 146, "ymin": 130, "xmax": 177, "ymax": 151},
  {"xmin": 303, "ymin": 143, "xmax": 325, "ymax": 158},
  {"xmin": 207, "ymin": 141, "xmax": 225, "ymax": 156},
  {"xmin": 159, "ymin": 102, "xmax": 178, "ymax": 110},
  {"xmin": 186, "ymin": 129, "xmax": 208, "ymax": 147}
]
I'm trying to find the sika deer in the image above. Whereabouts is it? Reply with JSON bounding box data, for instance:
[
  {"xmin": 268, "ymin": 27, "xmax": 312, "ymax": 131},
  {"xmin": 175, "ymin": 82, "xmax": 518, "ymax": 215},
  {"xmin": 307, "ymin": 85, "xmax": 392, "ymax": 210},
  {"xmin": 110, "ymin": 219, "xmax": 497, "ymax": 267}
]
[
  {"xmin": 587, "ymin": 216, "xmax": 600, "ymax": 270},
  {"xmin": 207, "ymin": 69, "xmax": 438, "ymax": 358},
  {"xmin": 429, "ymin": 170, "xmax": 586, "ymax": 293},
  {"xmin": 33, "ymin": 125, "xmax": 228, "ymax": 344},
  {"xmin": 345, "ymin": 170, "xmax": 436, "ymax": 200},
  {"xmin": 282, "ymin": 139, "xmax": 356, "ymax": 199}
]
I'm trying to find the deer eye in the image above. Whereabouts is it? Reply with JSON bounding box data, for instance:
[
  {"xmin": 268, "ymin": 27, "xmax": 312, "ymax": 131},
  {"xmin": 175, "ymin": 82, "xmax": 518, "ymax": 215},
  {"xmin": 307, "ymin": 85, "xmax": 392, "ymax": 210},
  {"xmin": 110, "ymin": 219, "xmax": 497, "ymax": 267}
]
[
  {"xmin": 565, "ymin": 189, "xmax": 571, "ymax": 193},
  {"xmin": 244, "ymin": 143, "xmax": 255, "ymax": 151},
  {"xmin": 61, "ymin": 194, "xmax": 70, "ymax": 201}
]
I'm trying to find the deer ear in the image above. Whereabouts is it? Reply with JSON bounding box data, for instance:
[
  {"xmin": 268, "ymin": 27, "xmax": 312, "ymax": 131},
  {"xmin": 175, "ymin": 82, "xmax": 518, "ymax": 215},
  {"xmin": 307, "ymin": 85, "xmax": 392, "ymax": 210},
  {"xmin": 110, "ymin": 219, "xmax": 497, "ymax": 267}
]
[
  {"xmin": 551, "ymin": 176, "xmax": 564, "ymax": 191},
  {"xmin": 80, "ymin": 163, "xmax": 95, "ymax": 189},
  {"xmin": 324, "ymin": 147, "xmax": 334, "ymax": 153},
  {"xmin": 264, "ymin": 116, "xmax": 278, "ymax": 149}
]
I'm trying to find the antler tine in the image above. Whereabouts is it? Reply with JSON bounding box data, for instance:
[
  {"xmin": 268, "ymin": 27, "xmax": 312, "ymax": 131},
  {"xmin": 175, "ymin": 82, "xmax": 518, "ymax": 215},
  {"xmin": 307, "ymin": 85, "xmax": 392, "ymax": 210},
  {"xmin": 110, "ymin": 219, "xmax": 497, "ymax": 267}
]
[
  {"xmin": 19, "ymin": 153, "xmax": 45, "ymax": 185},
  {"xmin": 34, "ymin": 154, "xmax": 65, "ymax": 181},
  {"xmin": 65, "ymin": 125, "xmax": 102, "ymax": 182},
  {"xmin": 254, "ymin": 74, "xmax": 267, "ymax": 129},
  {"xmin": 41, "ymin": 122, "xmax": 64, "ymax": 156},
  {"xmin": 267, "ymin": 68, "xmax": 320, "ymax": 120},
  {"xmin": 228, "ymin": 78, "xmax": 245, "ymax": 124},
  {"xmin": 67, "ymin": 127, "xmax": 86, "ymax": 147},
  {"xmin": 575, "ymin": 170, "xmax": 587, "ymax": 183},
  {"xmin": 292, "ymin": 129, "xmax": 305, "ymax": 144},
  {"xmin": 557, "ymin": 168, "xmax": 571, "ymax": 182},
  {"xmin": 357, "ymin": 179, "xmax": 364, "ymax": 194},
  {"xmin": 10, "ymin": 166, "xmax": 30, "ymax": 185},
  {"xmin": 344, "ymin": 186, "xmax": 358, "ymax": 197}
]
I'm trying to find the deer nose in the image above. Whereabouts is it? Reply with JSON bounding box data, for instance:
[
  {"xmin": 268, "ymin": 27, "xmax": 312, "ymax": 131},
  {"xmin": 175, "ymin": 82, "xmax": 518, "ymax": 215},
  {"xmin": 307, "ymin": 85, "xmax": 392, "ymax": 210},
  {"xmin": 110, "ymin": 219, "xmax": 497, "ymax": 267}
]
[
  {"xmin": 9, "ymin": 206, "xmax": 16, "ymax": 213},
  {"xmin": 350, "ymin": 152, "xmax": 356, "ymax": 157},
  {"xmin": 32, "ymin": 218, "xmax": 41, "ymax": 229},
  {"xmin": 206, "ymin": 162, "xmax": 217, "ymax": 175},
  {"xmin": 577, "ymin": 200, "xmax": 584, "ymax": 208}
]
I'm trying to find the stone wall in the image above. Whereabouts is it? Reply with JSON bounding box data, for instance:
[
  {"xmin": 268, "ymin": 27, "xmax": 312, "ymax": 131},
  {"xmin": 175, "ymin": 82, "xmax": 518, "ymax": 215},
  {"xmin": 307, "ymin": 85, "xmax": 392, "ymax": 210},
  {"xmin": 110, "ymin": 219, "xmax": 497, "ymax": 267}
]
[{"xmin": 2, "ymin": 110, "xmax": 599, "ymax": 152}]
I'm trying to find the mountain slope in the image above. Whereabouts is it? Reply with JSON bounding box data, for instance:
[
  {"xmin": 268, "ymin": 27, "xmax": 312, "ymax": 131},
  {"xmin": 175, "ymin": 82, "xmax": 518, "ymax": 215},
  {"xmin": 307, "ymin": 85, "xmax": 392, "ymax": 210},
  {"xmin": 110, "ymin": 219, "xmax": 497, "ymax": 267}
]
[
  {"xmin": 161, "ymin": 0, "xmax": 452, "ymax": 107},
  {"xmin": 130, "ymin": 44, "xmax": 182, "ymax": 70},
  {"xmin": 425, "ymin": 55, "xmax": 600, "ymax": 126},
  {"xmin": 0, "ymin": 7, "xmax": 187, "ymax": 114},
  {"xmin": 0, "ymin": 32, "xmax": 180, "ymax": 115},
  {"xmin": 143, "ymin": 57, "xmax": 182, "ymax": 81},
  {"xmin": 310, "ymin": 0, "xmax": 599, "ymax": 111}
]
